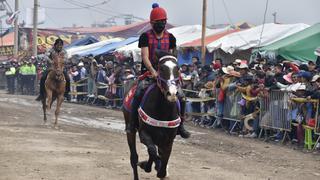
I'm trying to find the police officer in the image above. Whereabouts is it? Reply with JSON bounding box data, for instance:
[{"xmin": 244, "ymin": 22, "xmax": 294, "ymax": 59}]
[
  {"xmin": 127, "ymin": 3, "xmax": 190, "ymax": 138},
  {"xmin": 5, "ymin": 62, "xmax": 16, "ymax": 94},
  {"xmin": 35, "ymin": 38, "xmax": 71, "ymax": 101}
]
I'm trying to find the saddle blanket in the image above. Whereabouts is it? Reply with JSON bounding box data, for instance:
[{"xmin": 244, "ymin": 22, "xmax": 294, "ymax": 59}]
[{"xmin": 123, "ymin": 84, "xmax": 137, "ymax": 112}]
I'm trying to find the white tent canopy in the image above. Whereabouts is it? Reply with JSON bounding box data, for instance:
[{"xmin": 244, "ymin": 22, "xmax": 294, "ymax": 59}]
[
  {"xmin": 66, "ymin": 38, "xmax": 123, "ymax": 58},
  {"xmin": 116, "ymin": 25, "xmax": 228, "ymax": 61},
  {"xmin": 206, "ymin": 23, "xmax": 309, "ymax": 54}
]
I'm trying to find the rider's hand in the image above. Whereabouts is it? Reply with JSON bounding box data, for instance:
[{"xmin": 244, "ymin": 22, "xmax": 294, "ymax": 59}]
[{"xmin": 151, "ymin": 70, "xmax": 158, "ymax": 78}]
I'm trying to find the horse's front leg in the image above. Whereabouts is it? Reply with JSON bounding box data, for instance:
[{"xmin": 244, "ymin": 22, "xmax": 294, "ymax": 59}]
[
  {"xmin": 157, "ymin": 142, "xmax": 174, "ymax": 179},
  {"xmin": 139, "ymin": 130, "xmax": 159, "ymax": 173},
  {"xmin": 46, "ymin": 88, "xmax": 52, "ymax": 111},
  {"xmin": 54, "ymin": 95, "xmax": 64, "ymax": 129}
]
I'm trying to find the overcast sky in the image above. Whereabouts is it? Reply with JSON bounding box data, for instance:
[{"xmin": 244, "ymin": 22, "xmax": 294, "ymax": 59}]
[{"xmin": 5, "ymin": 0, "xmax": 320, "ymax": 28}]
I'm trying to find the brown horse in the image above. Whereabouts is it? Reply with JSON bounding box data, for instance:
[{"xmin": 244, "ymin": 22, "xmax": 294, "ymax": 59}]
[
  {"xmin": 123, "ymin": 52, "xmax": 181, "ymax": 180},
  {"xmin": 42, "ymin": 51, "xmax": 66, "ymax": 128}
]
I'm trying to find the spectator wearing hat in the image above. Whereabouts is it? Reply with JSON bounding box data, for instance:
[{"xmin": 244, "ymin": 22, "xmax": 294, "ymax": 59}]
[
  {"xmin": 211, "ymin": 66, "xmax": 240, "ymax": 128},
  {"xmin": 69, "ymin": 65, "xmax": 80, "ymax": 102},
  {"xmin": 77, "ymin": 62, "xmax": 87, "ymax": 102},
  {"xmin": 277, "ymin": 72, "xmax": 302, "ymax": 93},
  {"xmin": 296, "ymin": 71, "xmax": 314, "ymax": 123},
  {"xmin": 233, "ymin": 59, "xmax": 242, "ymax": 68},
  {"xmin": 308, "ymin": 75, "xmax": 320, "ymax": 99},
  {"xmin": 87, "ymin": 59, "xmax": 98, "ymax": 98}
]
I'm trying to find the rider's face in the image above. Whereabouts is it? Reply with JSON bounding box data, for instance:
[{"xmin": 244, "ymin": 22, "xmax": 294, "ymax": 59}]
[
  {"xmin": 55, "ymin": 43, "xmax": 63, "ymax": 52},
  {"xmin": 151, "ymin": 20, "xmax": 167, "ymax": 34}
]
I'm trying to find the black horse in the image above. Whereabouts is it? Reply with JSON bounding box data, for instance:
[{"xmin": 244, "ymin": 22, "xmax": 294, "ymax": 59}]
[{"xmin": 123, "ymin": 52, "xmax": 181, "ymax": 180}]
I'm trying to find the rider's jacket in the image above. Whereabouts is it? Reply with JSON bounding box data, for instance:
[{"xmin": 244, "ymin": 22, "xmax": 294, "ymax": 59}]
[
  {"xmin": 141, "ymin": 30, "xmax": 170, "ymax": 74},
  {"xmin": 44, "ymin": 48, "xmax": 69, "ymax": 69}
]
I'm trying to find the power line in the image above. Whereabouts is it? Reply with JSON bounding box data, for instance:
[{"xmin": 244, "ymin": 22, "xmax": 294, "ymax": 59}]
[
  {"xmin": 39, "ymin": 1, "xmax": 108, "ymax": 10},
  {"xmin": 221, "ymin": 0, "xmax": 250, "ymax": 46},
  {"xmin": 63, "ymin": 0, "xmax": 116, "ymax": 17},
  {"xmin": 65, "ymin": 0, "xmax": 145, "ymax": 21},
  {"xmin": 44, "ymin": 10, "xmax": 60, "ymax": 28},
  {"xmin": 257, "ymin": 0, "xmax": 269, "ymax": 47}
]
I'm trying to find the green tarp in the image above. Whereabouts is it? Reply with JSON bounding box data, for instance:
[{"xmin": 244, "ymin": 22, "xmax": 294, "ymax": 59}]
[{"xmin": 258, "ymin": 23, "xmax": 320, "ymax": 62}]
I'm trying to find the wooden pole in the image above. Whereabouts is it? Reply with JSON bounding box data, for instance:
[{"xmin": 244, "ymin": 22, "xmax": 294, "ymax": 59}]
[
  {"xmin": 32, "ymin": 0, "xmax": 38, "ymax": 56},
  {"xmin": 201, "ymin": 0, "xmax": 207, "ymax": 65},
  {"xmin": 13, "ymin": 0, "xmax": 19, "ymax": 57}
]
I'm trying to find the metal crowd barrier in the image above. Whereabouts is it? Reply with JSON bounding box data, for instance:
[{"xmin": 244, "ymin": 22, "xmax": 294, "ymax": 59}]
[
  {"xmin": 182, "ymin": 88, "xmax": 216, "ymax": 117},
  {"xmin": 223, "ymin": 91, "xmax": 242, "ymax": 121},
  {"xmin": 69, "ymin": 77, "xmax": 89, "ymax": 96},
  {"xmin": 259, "ymin": 90, "xmax": 292, "ymax": 132},
  {"xmin": 259, "ymin": 90, "xmax": 292, "ymax": 142},
  {"xmin": 289, "ymin": 98, "xmax": 319, "ymax": 149}
]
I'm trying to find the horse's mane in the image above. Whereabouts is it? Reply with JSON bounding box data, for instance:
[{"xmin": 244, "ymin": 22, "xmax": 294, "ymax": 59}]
[{"xmin": 154, "ymin": 50, "xmax": 176, "ymax": 61}]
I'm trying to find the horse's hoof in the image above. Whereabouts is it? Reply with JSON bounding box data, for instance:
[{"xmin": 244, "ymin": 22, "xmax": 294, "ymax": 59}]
[
  {"xmin": 54, "ymin": 125, "xmax": 58, "ymax": 129},
  {"xmin": 137, "ymin": 161, "xmax": 152, "ymax": 173},
  {"xmin": 157, "ymin": 171, "xmax": 167, "ymax": 179},
  {"xmin": 43, "ymin": 121, "xmax": 48, "ymax": 125}
]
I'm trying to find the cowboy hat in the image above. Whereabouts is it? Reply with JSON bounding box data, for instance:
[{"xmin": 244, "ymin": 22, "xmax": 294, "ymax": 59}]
[
  {"xmin": 239, "ymin": 63, "xmax": 249, "ymax": 69},
  {"xmin": 222, "ymin": 66, "xmax": 234, "ymax": 74},
  {"xmin": 222, "ymin": 65, "xmax": 240, "ymax": 77},
  {"xmin": 311, "ymin": 74, "xmax": 320, "ymax": 82},
  {"xmin": 78, "ymin": 62, "xmax": 84, "ymax": 66}
]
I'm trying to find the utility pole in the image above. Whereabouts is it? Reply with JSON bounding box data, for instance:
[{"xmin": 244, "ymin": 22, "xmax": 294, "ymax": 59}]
[
  {"xmin": 272, "ymin": 12, "xmax": 277, "ymax": 24},
  {"xmin": 32, "ymin": 0, "xmax": 38, "ymax": 56},
  {"xmin": 201, "ymin": 0, "xmax": 207, "ymax": 65},
  {"xmin": 13, "ymin": 0, "xmax": 19, "ymax": 57}
]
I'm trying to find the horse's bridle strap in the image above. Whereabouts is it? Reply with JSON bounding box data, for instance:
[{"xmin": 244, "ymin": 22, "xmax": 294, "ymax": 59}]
[{"xmin": 138, "ymin": 107, "xmax": 181, "ymax": 128}]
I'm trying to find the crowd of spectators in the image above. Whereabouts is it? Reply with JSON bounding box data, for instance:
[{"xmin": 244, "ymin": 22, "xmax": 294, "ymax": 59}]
[{"xmin": 1, "ymin": 53, "xmax": 320, "ymax": 149}]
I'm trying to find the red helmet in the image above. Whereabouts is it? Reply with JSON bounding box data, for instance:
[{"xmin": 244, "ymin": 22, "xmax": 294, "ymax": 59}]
[{"xmin": 150, "ymin": 3, "xmax": 167, "ymax": 21}]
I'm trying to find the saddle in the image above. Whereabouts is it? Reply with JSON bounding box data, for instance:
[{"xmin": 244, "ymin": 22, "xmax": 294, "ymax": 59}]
[{"xmin": 123, "ymin": 72, "xmax": 152, "ymax": 112}]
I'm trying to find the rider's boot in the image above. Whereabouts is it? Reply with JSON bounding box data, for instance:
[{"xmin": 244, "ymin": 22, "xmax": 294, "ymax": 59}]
[
  {"xmin": 177, "ymin": 99, "xmax": 191, "ymax": 139},
  {"xmin": 35, "ymin": 76, "xmax": 46, "ymax": 101}
]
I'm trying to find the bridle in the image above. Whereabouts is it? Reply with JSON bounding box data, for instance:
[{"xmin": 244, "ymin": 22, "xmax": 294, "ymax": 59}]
[{"xmin": 156, "ymin": 55, "xmax": 181, "ymax": 94}]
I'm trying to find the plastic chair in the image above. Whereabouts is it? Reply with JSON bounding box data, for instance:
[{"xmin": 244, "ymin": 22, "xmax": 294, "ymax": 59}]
[{"xmin": 303, "ymin": 125, "xmax": 315, "ymax": 150}]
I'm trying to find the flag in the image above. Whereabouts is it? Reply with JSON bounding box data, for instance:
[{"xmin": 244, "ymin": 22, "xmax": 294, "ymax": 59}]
[{"xmin": 6, "ymin": 11, "xmax": 20, "ymax": 25}]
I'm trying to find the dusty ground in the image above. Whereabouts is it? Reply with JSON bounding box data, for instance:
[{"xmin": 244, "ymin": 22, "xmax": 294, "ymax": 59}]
[{"xmin": 0, "ymin": 90, "xmax": 320, "ymax": 180}]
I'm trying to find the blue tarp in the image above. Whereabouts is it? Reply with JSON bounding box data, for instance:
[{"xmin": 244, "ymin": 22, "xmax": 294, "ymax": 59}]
[
  {"xmin": 178, "ymin": 50, "xmax": 213, "ymax": 66},
  {"xmin": 65, "ymin": 36, "xmax": 99, "ymax": 49},
  {"xmin": 79, "ymin": 37, "xmax": 139, "ymax": 57}
]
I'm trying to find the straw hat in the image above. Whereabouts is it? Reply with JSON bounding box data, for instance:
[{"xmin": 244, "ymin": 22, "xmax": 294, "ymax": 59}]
[
  {"xmin": 239, "ymin": 63, "xmax": 249, "ymax": 69},
  {"xmin": 78, "ymin": 62, "xmax": 84, "ymax": 67},
  {"xmin": 222, "ymin": 66, "xmax": 234, "ymax": 74},
  {"xmin": 222, "ymin": 65, "xmax": 240, "ymax": 77},
  {"xmin": 311, "ymin": 74, "xmax": 320, "ymax": 82}
]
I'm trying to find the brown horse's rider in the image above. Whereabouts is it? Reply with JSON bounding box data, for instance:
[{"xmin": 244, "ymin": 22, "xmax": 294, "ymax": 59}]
[
  {"xmin": 126, "ymin": 3, "xmax": 190, "ymax": 138},
  {"xmin": 35, "ymin": 38, "xmax": 70, "ymax": 101}
]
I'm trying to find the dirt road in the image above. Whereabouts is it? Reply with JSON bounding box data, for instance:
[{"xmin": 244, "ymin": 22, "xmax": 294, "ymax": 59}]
[{"xmin": 0, "ymin": 90, "xmax": 319, "ymax": 180}]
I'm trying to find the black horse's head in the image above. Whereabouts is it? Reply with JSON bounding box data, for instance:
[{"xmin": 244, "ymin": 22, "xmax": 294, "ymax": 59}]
[{"xmin": 155, "ymin": 51, "xmax": 180, "ymax": 102}]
